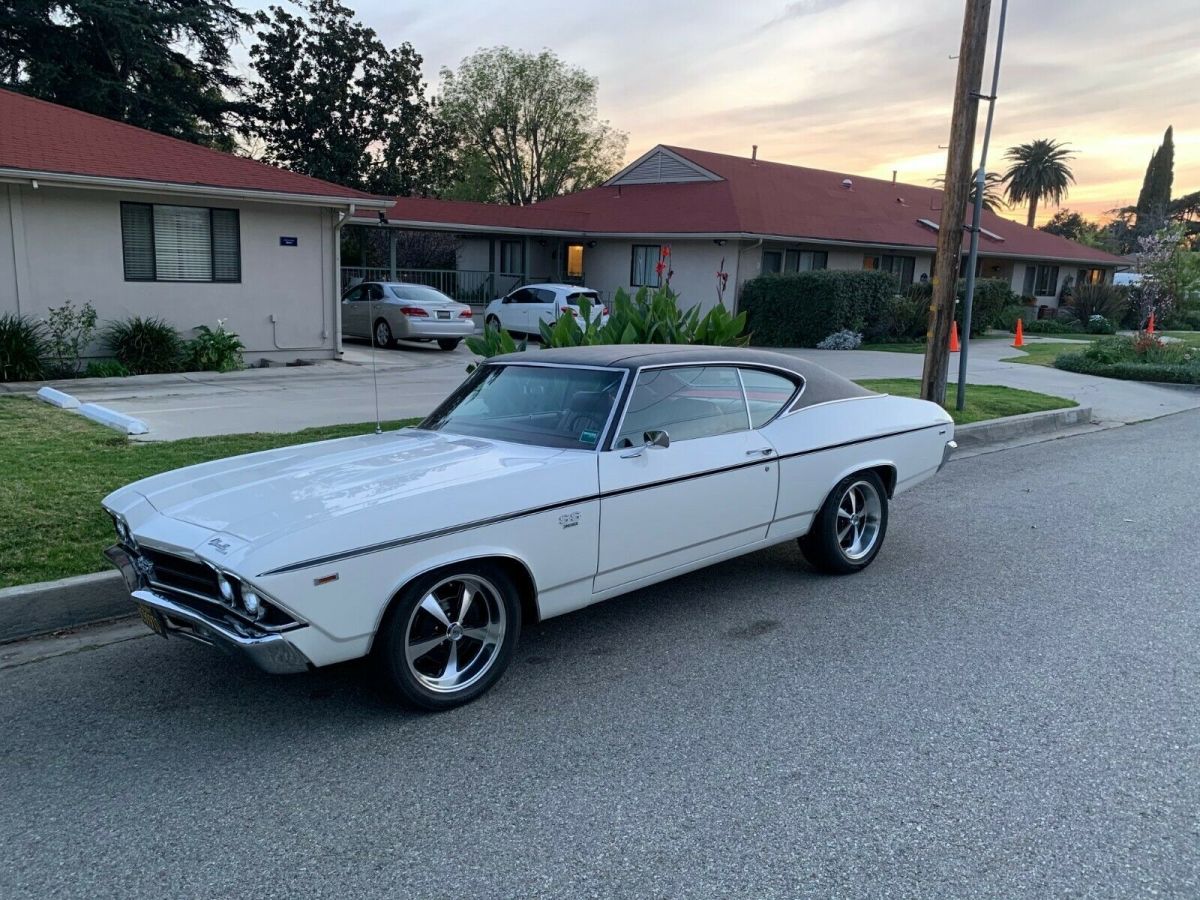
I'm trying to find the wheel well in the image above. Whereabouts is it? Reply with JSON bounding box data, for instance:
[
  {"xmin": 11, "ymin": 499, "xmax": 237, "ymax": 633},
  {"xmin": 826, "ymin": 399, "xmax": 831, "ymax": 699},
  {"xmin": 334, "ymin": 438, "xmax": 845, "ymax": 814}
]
[
  {"xmin": 373, "ymin": 555, "xmax": 540, "ymax": 654},
  {"xmin": 866, "ymin": 464, "xmax": 897, "ymax": 498}
]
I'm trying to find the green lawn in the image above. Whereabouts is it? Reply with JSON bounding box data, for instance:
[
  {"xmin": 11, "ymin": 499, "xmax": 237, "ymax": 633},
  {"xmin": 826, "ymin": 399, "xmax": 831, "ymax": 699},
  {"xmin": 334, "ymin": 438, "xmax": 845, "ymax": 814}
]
[
  {"xmin": 0, "ymin": 396, "xmax": 420, "ymax": 589},
  {"xmin": 855, "ymin": 378, "xmax": 1077, "ymax": 425}
]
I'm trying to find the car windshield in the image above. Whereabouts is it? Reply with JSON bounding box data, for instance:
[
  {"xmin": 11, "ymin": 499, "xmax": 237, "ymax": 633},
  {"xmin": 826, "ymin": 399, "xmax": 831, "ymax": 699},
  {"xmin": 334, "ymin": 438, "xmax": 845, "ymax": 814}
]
[
  {"xmin": 387, "ymin": 284, "xmax": 454, "ymax": 305},
  {"xmin": 421, "ymin": 364, "xmax": 624, "ymax": 449}
]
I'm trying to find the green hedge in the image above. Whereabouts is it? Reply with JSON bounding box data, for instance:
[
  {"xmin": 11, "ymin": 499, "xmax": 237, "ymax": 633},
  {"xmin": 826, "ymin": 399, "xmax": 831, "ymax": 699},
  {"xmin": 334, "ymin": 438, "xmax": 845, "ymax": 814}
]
[
  {"xmin": 1055, "ymin": 353, "xmax": 1200, "ymax": 384},
  {"xmin": 741, "ymin": 271, "xmax": 1015, "ymax": 347},
  {"xmin": 1024, "ymin": 319, "xmax": 1083, "ymax": 334},
  {"xmin": 740, "ymin": 271, "xmax": 902, "ymax": 347}
]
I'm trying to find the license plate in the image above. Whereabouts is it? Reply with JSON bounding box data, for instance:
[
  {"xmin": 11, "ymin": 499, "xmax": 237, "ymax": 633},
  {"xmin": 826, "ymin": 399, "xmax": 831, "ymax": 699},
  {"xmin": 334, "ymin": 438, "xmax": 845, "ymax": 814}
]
[
  {"xmin": 436, "ymin": 310, "xmax": 451, "ymax": 319},
  {"xmin": 138, "ymin": 604, "xmax": 167, "ymax": 638}
]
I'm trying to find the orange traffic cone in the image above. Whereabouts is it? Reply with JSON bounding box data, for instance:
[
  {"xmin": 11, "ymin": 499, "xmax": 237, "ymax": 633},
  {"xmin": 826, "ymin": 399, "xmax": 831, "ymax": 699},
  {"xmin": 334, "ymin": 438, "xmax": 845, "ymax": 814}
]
[
  {"xmin": 1147, "ymin": 311, "xmax": 1156, "ymax": 334},
  {"xmin": 1012, "ymin": 318, "xmax": 1024, "ymax": 348},
  {"xmin": 949, "ymin": 320, "xmax": 960, "ymax": 352}
]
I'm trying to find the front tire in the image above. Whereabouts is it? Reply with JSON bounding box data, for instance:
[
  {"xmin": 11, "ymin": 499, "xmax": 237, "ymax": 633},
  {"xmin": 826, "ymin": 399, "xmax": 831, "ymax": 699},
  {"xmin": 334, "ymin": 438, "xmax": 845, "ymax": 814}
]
[
  {"xmin": 485, "ymin": 315, "xmax": 501, "ymax": 331},
  {"xmin": 437, "ymin": 338, "xmax": 461, "ymax": 351},
  {"xmin": 376, "ymin": 562, "xmax": 521, "ymax": 710},
  {"xmin": 798, "ymin": 471, "xmax": 889, "ymax": 574}
]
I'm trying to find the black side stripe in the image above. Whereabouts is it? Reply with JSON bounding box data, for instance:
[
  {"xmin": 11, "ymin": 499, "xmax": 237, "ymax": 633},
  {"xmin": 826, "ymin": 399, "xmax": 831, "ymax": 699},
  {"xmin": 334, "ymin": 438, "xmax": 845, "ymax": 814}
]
[{"xmin": 258, "ymin": 423, "xmax": 945, "ymax": 577}]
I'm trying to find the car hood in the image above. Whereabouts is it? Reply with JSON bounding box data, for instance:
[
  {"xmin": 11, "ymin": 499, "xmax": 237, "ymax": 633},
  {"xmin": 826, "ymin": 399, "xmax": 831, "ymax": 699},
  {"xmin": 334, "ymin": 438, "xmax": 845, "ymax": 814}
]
[{"xmin": 127, "ymin": 429, "xmax": 571, "ymax": 544}]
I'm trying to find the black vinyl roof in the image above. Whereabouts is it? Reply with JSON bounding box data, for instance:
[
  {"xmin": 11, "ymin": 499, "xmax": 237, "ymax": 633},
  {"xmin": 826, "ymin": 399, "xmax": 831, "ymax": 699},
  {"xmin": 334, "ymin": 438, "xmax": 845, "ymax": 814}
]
[{"xmin": 487, "ymin": 345, "xmax": 874, "ymax": 408}]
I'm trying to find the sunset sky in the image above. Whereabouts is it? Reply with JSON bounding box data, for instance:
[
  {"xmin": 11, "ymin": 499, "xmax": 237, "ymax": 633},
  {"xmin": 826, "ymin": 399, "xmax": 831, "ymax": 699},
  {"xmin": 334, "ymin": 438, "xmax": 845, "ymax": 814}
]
[{"xmin": 253, "ymin": 1, "xmax": 1200, "ymax": 224}]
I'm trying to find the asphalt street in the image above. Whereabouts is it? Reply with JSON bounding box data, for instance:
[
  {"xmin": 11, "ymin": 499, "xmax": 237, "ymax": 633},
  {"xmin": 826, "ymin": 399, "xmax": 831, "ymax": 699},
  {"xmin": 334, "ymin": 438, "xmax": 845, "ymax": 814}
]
[{"xmin": 2, "ymin": 410, "xmax": 1198, "ymax": 898}]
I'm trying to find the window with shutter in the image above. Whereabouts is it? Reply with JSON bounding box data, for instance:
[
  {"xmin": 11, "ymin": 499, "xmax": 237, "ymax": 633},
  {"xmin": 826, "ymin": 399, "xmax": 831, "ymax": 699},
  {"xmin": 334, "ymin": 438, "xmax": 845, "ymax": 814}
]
[
  {"xmin": 120, "ymin": 203, "xmax": 155, "ymax": 281},
  {"xmin": 120, "ymin": 203, "xmax": 240, "ymax": 283}
]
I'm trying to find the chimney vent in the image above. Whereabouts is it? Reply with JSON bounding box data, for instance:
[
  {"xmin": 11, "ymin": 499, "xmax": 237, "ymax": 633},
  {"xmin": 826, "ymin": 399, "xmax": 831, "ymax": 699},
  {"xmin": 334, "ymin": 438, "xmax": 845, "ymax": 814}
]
[
  {"xmin": 841, "ymin": 178, "xmax": 853, "ymax": 190},
  {"xmin": 751, "ymin": 145, "xmax": 758, "ymax": 161},
  {"xmin": 892, "ymin": 170, "xmax": 897, "ymax": 184}
]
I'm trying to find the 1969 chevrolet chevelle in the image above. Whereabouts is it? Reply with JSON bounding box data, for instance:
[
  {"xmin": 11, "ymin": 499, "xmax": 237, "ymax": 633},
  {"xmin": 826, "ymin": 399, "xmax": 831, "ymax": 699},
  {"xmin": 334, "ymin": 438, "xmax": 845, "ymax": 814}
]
[{"xmin": 103, "ymin": 346, "xmax": 956, "ymax": 709}]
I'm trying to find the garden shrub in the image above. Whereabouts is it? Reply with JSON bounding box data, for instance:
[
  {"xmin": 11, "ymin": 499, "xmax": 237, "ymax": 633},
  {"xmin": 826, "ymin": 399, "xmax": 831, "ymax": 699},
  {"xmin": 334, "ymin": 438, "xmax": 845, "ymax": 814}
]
[
  {"xmin": 84, "ymin": 360, "xmax": 131, "ymax": 378},
  {"xmin": 740, "ymin": 271, "xmax": 899, "ymax": 346},
  {"xmin": 184, "ymin": 321, "xmax": 245, "ymax": 373},
  {"xmin": 958, "ymin": 278, "xmax": 1014, "ymax": 334},
  {"xmin": 43, "ymin": 299, "xmax": 97, "ymax": 377},
  {"xmin": 0, "ymin": 313, "xmax": 47, "ymax": 382},
  {"xmin": 816, "ymin": 329, "xmax": 863, "ymax": 350},
  {"xmin": 996, "ymin": 304, "xmax": 1032, "ymax": 332},
  {"xmin": 1086, "ymin": 315, "xmax": 1116, "ymax": 335},
  {"xmin": 1024, "ymin": 319, "xmax": 1083, "ymax": 334},
  {"xmin": 1061, "ymin": 283, "xmax": 1128, "ymax": 325},
  {"xmin": 1054, "ymin": 334, "xmax": 1200, "ymax": 384},
  {"xmin": 104, "ymin": 316, "xmax": 183, "ymax": 374}
]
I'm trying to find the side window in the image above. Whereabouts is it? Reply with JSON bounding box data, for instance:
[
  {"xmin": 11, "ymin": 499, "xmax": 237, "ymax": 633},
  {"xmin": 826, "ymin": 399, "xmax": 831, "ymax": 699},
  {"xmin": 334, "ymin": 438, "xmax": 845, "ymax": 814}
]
[
  {"xmin": 343, "ymin": 286, "xmax": 363, "ymax": 302},
  {"xmin": 739, "ymin": 369, "xmax": 799, "ymax": 428},
  {"xmin": 534, "ymin": 288, "xmax": 557, "ymax": 303},
  {"xmin": 616, "ymin": 366, "xmax": 749, "ymax": 447},
  {"xmin": 507, "ymin": 288, "xmax": 531, "ymax": 303},
  {"xmin": 366, "ymin": 284, "xmax": 384, "ymax": 301}
]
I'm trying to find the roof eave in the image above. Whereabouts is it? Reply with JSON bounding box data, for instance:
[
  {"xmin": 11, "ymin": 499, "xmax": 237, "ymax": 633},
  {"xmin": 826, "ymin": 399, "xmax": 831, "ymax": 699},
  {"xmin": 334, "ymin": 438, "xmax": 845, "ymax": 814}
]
[{"xmin": 0, "ymin": 167, "xmax": 392, "ymax": 209}]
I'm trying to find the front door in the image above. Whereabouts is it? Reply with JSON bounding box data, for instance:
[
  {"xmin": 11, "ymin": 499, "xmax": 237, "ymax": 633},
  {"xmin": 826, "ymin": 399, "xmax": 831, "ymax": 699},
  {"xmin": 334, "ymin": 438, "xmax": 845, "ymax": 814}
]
[{"xmin": 595, "ymin": 366, "xmax": 779, "ymax": 593}]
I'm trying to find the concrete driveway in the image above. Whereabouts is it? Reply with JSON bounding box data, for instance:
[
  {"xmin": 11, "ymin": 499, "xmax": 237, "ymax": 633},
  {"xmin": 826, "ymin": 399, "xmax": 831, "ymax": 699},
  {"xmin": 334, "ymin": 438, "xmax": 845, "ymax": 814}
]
[{"xmin": 11, "ymin": 336, "xmax": 1199, "ymax": 440}]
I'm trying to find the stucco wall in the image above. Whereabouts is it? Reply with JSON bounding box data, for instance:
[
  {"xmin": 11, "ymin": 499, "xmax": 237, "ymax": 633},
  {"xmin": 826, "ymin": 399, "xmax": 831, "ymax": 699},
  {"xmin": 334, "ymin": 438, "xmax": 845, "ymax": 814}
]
[
  {"xmin": 3, "ymin": 183, "xmax": 338, "ymax": 361},
  {"xmin": 581, "ymin": 239, "xmax": 735, "ymax": 313},
  {"xmin": 0, "ymin": 185, "xmax": 18, "ymax": 314}
]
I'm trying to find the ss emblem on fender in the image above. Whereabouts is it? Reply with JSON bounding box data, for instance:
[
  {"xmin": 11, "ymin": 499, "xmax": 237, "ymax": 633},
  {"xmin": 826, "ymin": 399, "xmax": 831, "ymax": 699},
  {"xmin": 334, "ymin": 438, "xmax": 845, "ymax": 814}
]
[{"xmin": 558, "ymin": 511, "xmax": 580, "ymax": 529}]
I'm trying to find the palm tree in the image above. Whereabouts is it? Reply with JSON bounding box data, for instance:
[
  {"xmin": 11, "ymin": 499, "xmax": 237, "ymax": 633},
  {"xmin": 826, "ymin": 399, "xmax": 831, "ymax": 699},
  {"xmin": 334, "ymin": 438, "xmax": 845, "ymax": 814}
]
[
  {"xmin": 931, "ymin": 171, "xmax": 1008, "ymax": 212},
  {"xmin": 1002, "ymin": 139, "xmax": 1076, "ymax": 227}
]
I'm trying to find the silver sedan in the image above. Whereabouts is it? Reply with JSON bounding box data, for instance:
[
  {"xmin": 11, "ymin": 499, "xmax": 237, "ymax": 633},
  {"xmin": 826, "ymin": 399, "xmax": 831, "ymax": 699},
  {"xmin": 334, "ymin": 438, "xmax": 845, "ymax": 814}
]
[{"xmin": 341, "ymin": 282, "xmax": 475, "ymax": 351}]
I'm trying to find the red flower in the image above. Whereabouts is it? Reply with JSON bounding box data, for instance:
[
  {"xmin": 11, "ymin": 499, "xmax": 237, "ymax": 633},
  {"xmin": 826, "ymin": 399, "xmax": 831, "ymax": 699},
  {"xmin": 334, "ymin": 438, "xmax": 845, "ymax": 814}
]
[
  {"xmin": 655, "ymin": 261, "xmax": 666, "ymax": 276},
  {"xmin": 660, "ymin": 245, "xmax": 671, "ymax": 258}
]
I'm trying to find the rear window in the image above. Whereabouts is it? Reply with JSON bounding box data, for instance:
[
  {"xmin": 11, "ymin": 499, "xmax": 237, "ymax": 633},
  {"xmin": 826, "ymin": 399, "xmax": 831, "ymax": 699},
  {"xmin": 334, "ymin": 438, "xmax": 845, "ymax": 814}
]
[
  {"xmin": 565, "ymin": 291, "xmax": 600, "ymax": 306},
  {"xmin": 387, "ymin": 284, "xmax": 454, "ymax": 304}
]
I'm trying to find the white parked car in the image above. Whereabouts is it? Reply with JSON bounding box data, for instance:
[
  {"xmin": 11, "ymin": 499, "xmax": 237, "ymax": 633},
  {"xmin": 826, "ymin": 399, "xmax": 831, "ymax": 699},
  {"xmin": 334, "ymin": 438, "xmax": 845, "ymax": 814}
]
[
  {"xmin": 483, "ymin": 283, "xmax": 608, "ymax": 336},
  {"xmin": 341, "ymin": 282, "xmax": 474, "ymax": 351},
  {"xmin": 102, "ymin": 346, "xmax": 955, "ymax": 710}
]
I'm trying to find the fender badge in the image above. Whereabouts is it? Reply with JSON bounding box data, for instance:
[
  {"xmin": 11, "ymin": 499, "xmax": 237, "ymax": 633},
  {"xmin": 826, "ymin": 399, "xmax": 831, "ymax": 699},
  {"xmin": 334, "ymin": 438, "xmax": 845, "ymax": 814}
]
[{"xmin": 559, "ymin": 512, "xmax": 580, "ymax": 529}]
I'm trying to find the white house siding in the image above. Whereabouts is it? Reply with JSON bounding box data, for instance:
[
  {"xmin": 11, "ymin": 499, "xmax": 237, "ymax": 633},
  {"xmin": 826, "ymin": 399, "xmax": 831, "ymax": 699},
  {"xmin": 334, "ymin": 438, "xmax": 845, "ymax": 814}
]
[
  {"xmin": 581, "ymin": 239, "xmax": 736, "ymax": 313},
  {"xmin": 1, "ymin": 183, "xmax": 338, "ymax": 361}
]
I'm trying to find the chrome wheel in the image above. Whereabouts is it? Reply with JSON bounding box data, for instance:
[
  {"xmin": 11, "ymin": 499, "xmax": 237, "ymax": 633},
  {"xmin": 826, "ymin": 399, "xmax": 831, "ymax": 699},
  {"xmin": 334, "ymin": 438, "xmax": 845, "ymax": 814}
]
[
  {"xmin": 836, "ymin": 479, "xmax": 883, "ymax": 561},
  {"xmin": 375, "ymin": 319, "xmax": 393, "ymax": 347},
  {"xmin": 403, "ymin": 574, "xmax": 506, "ymax": 694}
]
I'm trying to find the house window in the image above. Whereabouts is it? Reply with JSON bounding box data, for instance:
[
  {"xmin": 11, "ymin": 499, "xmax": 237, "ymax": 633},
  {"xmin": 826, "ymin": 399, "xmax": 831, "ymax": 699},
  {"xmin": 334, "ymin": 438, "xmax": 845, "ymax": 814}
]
[
  {"xmin": 864, "ymin": 254, "xmax": 916, "ymax": 287},
  {"xmin": 1034, "ymin": 264, "xmax": 1060, "ymax": 295},
  {"xmin": 566, "ymin": 243, "xmax": 584, "ymax": 278},
  {"xmin": 630, "ymin": 244, "xmax": 661, "ymax": 287},
  {"xmin": 1077, "ymin": 267, "xmax": 1104, "ymax": 285},
  {"xmin": 121, "ymin": 202, "xmax": 240, "ymax": 283},
  {"xmin": 784, "ymin": 250, "xmax": 827, "ymax": 272},
  {"xmin": 1022, "ymin": 265, "xmax": 1036, "ymax": 296},
  {"xmin": 762, "ymin": 250, "xmax": 783, "ymax": 274},
  {"xmin": 498, "ymin": 240, "xmax": 524, "ymax": 275}
]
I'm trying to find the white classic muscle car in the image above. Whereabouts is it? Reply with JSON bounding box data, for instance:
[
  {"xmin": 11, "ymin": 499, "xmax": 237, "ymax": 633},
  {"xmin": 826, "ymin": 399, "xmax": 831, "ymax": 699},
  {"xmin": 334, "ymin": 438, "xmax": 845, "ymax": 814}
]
[{"xmin": 103, "ymin": 346, "xmax": 956, "ymax": 709}]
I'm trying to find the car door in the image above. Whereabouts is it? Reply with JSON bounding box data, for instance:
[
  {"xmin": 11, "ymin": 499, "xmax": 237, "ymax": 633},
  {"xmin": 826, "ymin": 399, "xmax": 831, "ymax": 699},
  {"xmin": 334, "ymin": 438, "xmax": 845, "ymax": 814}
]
[
  {"xmin": 531, "ymin": 288, "xmax": 560, "ymax": 331},
  {"xmin": 594, "ymin": 365, "xmax": 780, "ymax": 593},
  {"xmin": 500, "ymin": 288, "xmax": 532, "ymax": 333},
  {"xmin": 341, "ymin": 284, "xmax": 365, "ymax": 336}
]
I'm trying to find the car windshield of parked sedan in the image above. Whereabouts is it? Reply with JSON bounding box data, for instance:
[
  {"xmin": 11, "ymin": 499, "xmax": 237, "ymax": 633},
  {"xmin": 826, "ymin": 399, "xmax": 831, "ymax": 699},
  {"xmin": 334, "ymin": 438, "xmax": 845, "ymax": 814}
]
[
  {"xmin": 421, "ymin": 364, "xmax": 624, "ymax": 449},
  {"xmin": 386, "ymin": 284, "xmax": 455, "ymax": 304}
]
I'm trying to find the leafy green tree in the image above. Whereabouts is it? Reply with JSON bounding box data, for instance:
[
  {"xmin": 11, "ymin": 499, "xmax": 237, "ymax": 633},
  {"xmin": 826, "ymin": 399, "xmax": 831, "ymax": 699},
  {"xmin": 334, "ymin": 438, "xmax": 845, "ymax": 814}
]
[
  {"xmin": 1001, "ymin": 139, "xmax": 1076, "ymax": 227},
  {"xmin": 931, "ymin": 171, "xmax": 1007, "ymax": 212},
  {"xmin": 438, "ymin": 47, "xmax": 627, "ymax": 205},
  {"xmin": 246, "ymin": 0, "xmax": 450, "ymax": 194},
  {"xmin": 1135, "ymin": 126, "xmax": 1174, "ymax": 232},
  {"xmin": 0, "ymin": 0, "xmax": 249, "ymax": 148}
]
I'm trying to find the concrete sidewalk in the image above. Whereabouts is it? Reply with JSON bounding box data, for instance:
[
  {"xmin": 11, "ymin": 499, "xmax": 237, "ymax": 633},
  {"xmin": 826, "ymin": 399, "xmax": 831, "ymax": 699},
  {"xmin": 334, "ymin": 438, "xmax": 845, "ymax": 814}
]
[{"xmin": 9, "ymin": 337, "xmax": 1198, "ymax": 440}]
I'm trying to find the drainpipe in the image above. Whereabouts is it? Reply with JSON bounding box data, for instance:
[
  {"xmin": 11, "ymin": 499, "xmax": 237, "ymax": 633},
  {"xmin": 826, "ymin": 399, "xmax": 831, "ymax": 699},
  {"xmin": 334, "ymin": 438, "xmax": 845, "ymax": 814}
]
[{"xmin": 270, "ymin": 205, "xmax": 350, "ymax": 354}]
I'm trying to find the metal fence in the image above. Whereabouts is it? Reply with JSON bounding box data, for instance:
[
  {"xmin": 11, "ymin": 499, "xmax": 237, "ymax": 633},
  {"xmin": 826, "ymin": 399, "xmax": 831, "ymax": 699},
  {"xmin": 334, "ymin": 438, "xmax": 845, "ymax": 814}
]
[{"xmin": 339, "ymin": 267, "xmax": 553, "ymax": 303}]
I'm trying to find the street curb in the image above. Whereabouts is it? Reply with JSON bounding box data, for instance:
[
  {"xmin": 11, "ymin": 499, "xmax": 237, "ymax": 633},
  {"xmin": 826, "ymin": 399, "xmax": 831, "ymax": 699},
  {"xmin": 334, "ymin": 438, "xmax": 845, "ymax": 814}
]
[
  {"xmin": 954, "ymin": 405, "xmax": 1093, "ymax": 448},
  {"xmin": 0, "ymin": 571, "xmax": 131, "ymax": 644}
]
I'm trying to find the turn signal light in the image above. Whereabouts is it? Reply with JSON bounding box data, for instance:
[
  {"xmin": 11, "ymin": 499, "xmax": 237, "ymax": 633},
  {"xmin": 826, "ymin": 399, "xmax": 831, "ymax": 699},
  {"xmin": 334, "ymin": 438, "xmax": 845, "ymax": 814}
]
[
  {"xmin": 398, "ymin": 306, "xmax": 428, "ymax": 317},
  {"xmin": 459, "ymin": 309, "xmax": 473, "ymax": 318}
]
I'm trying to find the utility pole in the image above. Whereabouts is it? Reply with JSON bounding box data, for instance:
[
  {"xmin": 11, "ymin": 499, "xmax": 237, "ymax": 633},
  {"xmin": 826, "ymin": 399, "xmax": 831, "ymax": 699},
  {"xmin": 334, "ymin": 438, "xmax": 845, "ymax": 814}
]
[
  {"xmin": 956, "ymin": 0, "xmax": 1008, "ymax": 411},
  {"xmin": 921, "ymin": 0, "xmax": 991, "ymax": 404}
]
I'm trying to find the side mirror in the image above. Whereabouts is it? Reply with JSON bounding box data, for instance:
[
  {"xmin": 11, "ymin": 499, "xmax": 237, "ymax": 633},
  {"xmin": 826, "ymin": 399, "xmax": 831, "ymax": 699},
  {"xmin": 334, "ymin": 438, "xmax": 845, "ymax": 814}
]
[{"xmin": 644, "ymin": 430, "xmax": 670, "ymax": 449}]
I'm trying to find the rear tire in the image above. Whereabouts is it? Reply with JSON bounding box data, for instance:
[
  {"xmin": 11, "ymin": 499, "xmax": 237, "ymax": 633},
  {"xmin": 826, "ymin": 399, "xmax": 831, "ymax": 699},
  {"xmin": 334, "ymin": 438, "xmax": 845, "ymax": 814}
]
[
  {"xmin": 373, "ymin": 318, "xmax": 395, "ymax": 349},
  {"xmin": 375, "ymin": 562, "xmax": 521, "ymax": 711},
  {"xmin": 437, "ymin": 338, "xmax": 461, "ymax": 351},
  {"xmin": 798, "ymin": 471, "xmax": 889, "ymax": 574}
]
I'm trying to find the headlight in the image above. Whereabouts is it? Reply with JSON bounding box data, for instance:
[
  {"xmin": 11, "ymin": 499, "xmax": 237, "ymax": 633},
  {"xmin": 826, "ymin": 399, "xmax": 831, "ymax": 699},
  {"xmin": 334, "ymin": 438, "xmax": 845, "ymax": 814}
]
[
  {"xmin": 242, "ymin": 588, "xmax": 263, "ymax": 619},
  {"xmin": 216, "ymin": 572, "xmax": 235, "ymax": 604},
  {"xmin": 112, "ymin": 515, "xmax": 132, "ymax": 546}
]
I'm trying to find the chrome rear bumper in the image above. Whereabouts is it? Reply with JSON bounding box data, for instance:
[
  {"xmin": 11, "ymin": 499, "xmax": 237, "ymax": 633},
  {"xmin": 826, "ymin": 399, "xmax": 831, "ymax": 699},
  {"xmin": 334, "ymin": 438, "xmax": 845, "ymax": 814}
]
[{"xmin": 938, "ymin": 439, "xmax": 958, "ymax": 472}]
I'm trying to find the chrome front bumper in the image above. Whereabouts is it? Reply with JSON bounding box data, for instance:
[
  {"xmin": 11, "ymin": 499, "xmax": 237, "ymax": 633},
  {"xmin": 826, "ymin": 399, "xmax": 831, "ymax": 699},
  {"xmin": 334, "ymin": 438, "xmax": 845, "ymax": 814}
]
[
  {"xmin": 938, "ymin": 439, "xmax": 958, "ymax": 472},
  {"xmin": 105, "ymin": 545, "xmax": 311, "ymax": 675}
]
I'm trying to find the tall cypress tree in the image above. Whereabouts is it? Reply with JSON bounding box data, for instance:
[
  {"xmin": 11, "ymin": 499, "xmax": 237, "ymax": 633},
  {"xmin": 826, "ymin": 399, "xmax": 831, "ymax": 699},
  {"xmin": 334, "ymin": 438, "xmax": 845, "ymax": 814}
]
[{"xmin": 1136, "ymin": 126, "xmax": 1175, "ymax": 231}]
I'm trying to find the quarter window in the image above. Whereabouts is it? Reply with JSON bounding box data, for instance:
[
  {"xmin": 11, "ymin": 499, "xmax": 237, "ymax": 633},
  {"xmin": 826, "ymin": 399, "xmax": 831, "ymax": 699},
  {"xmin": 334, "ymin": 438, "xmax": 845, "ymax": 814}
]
[
  {"xmin": 784, "ymin": 250, "xmax": 828, "ymax": 272},
  {"xmin": 739, "ymin": 369, "xmax": 798, "ymax": 428},
  {"xmin": 617, "ymin": 366, "xmax": 749, "ymax": 446},
  {"xmin": 630, "ymin": 245, "xmax": 662, "ymax": 287},
  {"xmin": 120, "ymin": 202, "xmax": 240, "ymax": 283},
  {"xmin": 762, "ymin": 250, "xmax": 783, "ymax": 274}
]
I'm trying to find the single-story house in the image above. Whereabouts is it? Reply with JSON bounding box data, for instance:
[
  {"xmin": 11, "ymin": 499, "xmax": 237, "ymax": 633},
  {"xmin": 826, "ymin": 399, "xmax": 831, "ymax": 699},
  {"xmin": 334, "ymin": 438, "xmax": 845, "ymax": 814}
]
[
  {"xmin": 349, "ymin": 145, "xmax": 1125, "ymax": 314},
  {"xmin": 0, "ymin": 88, "xmax": 392, "ymax": 363}
]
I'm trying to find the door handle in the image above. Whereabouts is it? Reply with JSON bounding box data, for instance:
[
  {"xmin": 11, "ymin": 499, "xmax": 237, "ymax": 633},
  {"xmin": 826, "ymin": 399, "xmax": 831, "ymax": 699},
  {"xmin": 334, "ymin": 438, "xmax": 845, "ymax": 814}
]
[{"xmin": 746, "ymin": 448, "xmax": 774, "ymax": 457}]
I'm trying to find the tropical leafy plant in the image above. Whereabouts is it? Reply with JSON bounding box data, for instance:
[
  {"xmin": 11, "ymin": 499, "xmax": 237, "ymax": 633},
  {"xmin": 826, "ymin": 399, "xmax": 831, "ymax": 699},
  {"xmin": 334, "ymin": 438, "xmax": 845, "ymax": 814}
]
[
  {"xmin": 1002, "ymin": 139, "xmax": 1076, "ymax": 227},
  {"xmin": 84, "ymin": 360, "xmax": 131, "ymax": 378},
  {"xmin": 104, "ymin": 316, "xmax": 183, "ymax": 374},
  {"xmin": 184, "ymin": 320, "xmax": 245, "ymax": 372},
  {"xmin": 0, "ymin": 314, "xmax": 47, "ymax": 382},
  {"xmin": 464, "ymin": 323, "xmax": 526, "ymax": 370},
  {"xmin": 931, "ymin": 171, "xmax": 1007, "ymax": 212},
  {"xmin": 1061, "ymin": 283, "xmax": 1128, "ymax": 325},
  {"xmin": 43, "ymin": 300, "xmax": 98, "ymax": 377}
]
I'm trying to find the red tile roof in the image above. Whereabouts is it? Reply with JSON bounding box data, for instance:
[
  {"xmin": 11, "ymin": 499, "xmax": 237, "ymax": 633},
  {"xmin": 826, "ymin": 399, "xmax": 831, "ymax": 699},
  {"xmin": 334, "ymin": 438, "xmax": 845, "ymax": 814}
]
[
  {"xmin": 373, "ymin": 145, "xmax": 1122, "ymax": 265},
  {"xmin": 0, "ymin": 88, "xmax": 386, "ymax": 204}
]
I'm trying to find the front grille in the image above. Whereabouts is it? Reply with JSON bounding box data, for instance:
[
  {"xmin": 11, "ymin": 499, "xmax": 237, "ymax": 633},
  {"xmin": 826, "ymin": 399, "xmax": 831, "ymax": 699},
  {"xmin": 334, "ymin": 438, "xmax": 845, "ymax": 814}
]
[{"xmin": 140, "ymin": 547, "xmax": 221, "ymax": 601}]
